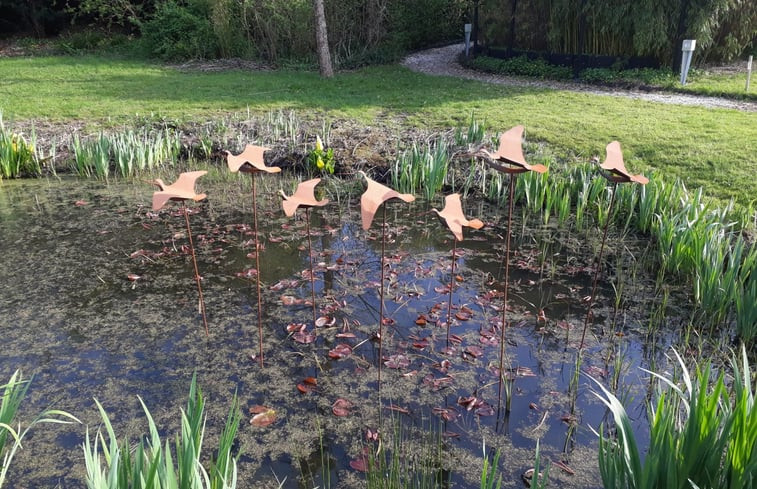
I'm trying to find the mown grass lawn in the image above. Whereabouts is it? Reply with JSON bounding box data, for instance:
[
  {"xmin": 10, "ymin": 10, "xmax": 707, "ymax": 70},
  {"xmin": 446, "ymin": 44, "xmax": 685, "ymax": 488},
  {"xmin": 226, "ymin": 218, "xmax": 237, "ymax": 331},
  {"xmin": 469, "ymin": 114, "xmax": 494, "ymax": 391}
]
[{"xmin": 1, "ymin": 54, "xmax": 755, "ymax": 205}]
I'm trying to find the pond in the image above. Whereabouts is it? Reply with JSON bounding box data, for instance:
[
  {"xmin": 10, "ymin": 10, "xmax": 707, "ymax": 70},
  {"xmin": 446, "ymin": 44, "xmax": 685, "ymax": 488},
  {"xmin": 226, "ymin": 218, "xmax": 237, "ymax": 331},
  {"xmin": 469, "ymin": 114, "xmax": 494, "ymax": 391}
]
[{"xmin": 0, "ymin": 175, "xmax": 682, "ymax": 488}]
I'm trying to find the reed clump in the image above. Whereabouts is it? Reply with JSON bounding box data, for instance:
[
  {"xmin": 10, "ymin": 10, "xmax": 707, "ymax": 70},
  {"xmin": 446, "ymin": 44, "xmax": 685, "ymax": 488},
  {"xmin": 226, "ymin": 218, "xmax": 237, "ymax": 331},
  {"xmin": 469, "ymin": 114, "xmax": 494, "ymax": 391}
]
[
  {"xmin": 1, "ymin": 370, "xmax": 80, "ymax": 488},
  {"xmin": 83, "ymin": 375, "xmax": 241, "ymax": 489},
  {"xmin": 0, "ymin": 112, "xmax": 40, "ymax": 179},
  {"xmin": 592, "ymin": 346, "xmax": 756, "ymax": 489}
]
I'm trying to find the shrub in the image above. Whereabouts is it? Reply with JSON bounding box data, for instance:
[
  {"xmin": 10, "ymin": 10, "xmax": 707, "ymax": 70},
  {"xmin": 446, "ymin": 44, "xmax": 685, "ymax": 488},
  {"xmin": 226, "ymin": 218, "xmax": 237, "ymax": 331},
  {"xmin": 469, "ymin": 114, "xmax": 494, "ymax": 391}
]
[
  {"xmin": 470, "ymin": 55, "xmax": 572, "ymax": 80},
  {"xmin": 141, "ymin": 0, "xmax": 218, "ymax": 60}
]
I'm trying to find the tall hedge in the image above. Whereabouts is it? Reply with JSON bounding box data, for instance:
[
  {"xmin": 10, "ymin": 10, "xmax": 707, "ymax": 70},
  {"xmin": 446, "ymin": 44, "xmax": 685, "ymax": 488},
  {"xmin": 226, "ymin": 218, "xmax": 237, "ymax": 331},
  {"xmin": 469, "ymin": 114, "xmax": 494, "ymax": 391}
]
[{"xmin": 479, "ymin": 0, "xmax": 756, "ymax": 66}]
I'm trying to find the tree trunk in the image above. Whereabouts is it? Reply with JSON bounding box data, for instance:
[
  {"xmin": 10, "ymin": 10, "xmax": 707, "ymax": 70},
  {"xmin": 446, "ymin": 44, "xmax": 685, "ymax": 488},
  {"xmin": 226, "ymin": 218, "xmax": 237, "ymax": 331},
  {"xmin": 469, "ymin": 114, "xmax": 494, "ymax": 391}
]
[
  {"xmin": 313, "ymin": 0, "xmax": 334, "ymax": 78},
  {"xmin": 508, "ymin": 0, "xmax": 518, "ymax": 56}
]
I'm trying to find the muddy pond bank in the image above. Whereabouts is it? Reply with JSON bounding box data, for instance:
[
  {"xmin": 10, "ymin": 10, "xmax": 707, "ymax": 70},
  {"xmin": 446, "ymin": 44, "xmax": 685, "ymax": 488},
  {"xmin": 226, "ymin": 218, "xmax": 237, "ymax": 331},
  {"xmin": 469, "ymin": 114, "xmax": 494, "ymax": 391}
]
[{"xmin": 1, "ymin": 175, "xmax": 696, "ymax": 488}]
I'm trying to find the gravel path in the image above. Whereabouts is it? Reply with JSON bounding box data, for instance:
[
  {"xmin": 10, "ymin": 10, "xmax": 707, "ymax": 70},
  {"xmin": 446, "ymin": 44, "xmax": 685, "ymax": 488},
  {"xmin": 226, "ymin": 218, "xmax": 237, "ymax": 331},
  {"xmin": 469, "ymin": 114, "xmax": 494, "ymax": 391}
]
[{"xmin": 402, "ymin": 44, "xmax": 757, "ymax": 112}]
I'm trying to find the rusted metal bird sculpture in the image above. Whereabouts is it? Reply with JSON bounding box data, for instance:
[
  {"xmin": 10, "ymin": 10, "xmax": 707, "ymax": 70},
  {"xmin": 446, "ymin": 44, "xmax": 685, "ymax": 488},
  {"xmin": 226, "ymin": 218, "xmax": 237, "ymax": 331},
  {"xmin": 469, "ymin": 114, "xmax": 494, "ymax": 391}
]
[
  {"xmin": 432, "ymin": 193, "xmax": 484, "ymax": 241},
  {"xmin": 432, "ymin": 193, "xmax": 483, "ymax": 345},
  {"xmin": 358, "ymin": 171, "xmax": 415, "ymax": 230},
  {"xmin": 481, "ymin": 125, "xmax": 548, "ymax": 174},
  {"xmin": 479, "ymin": 125, "xmax": 548, "ymax": 413},
  {"xmin": 357, "ymin": 170, "xmax": 415, "ymax": 410},
  {"xmin": 151, "ymin": 170, "xmax": 209, "ymax": 337},
  {"xmin": 599, "ymin": 141, "xmax": 649, "ymax": 184},
  {"xmin": 579, "ymin": 141, "xmax": 648, "ymax": 351},
  {"xmin": 280, "ymin": 178, "xmax": 329, "ymax": 329},
  {"xmin": 226, "ymin": 144, "xmax": 281, "ymax": 174},
  {"xmin": 226, "ymin": 144, "xmax": 281, "ymax": 367},
  {"xmin": 152, "ymin": 171, "xmax": 208, "ymax": 211},
  {"xmin": 280, "ymin": 178, "xmax": 330, "ymax": 217}
]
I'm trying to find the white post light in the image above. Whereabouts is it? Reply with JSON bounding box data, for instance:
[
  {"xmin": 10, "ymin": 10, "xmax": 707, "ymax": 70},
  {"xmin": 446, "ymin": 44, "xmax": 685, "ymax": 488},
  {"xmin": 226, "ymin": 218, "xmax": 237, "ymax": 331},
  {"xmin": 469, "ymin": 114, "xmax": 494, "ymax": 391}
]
[
  {"xmin": 465, "ymin": 23, "xmax": 472, "ymax": 57},
  {"xmin": 680, "ymin": 39, "xmax": 696, "ymax": 85},
  {"xmin": 746, "ymin": 55, "xmax": 753, "ymax": 92}
]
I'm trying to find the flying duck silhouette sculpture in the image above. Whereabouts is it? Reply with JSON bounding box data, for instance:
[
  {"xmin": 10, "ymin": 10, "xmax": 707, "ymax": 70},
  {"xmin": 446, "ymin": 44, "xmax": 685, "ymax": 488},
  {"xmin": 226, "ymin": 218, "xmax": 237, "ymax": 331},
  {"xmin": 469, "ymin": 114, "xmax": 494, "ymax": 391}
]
[
  {"xmin": 226, "ymin": 144, "xmax": 281, "ymax": 367},
  {"xmin": 358, "ymin": 171, "xmax": 415, "ymax": 230},
  {"xmin": 432, "ymin": 193, "xmax": 483, "ymax": 345},
  {"xmin": 152, "ymin": 171, "xmax": 208, "ymax": 211},
  {"xmin": 151, "ymin": 171, "xmax": 209, "ymax": 337},
  {"xmin": 479, "ymin": 125, "xmax": 548, "ymax": 412},
  {"xmin": 599, "ymin": 141, "xmax": 649, "ymax": 184},
  {"xmin": 579, "ymin": 141, "xmax": 648, "ymax": 352},
  {"xmin": 280, "ymin": 178, "xmax": 329, "ymax": 330},
  {"xmin": 481, "ymin": 125, "xmax": 548, "ymax": 174},
  {"xmin": 357, "ymin": 171, "xmax": 415, "ymax": 403}
]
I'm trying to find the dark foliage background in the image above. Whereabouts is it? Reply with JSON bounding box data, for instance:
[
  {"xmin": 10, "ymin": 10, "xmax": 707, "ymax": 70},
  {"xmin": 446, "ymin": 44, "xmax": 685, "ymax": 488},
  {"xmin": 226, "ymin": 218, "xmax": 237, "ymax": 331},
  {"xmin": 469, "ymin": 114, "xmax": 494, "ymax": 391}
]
[{"xmin": 1, "ymin": 0, "xmax": 753, "ymax": 66}]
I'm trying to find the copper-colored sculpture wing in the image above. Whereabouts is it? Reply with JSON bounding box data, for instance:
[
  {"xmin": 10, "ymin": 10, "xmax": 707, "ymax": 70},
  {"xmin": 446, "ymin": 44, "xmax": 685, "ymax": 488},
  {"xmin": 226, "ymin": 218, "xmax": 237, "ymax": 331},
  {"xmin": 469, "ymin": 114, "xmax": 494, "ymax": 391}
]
[
  {"xmin": 359, "ymin": 173, "xmax": 415, "ymax": 230},
  {"xmin": 600, "ymin": 141, "xmax": 649, "ymax": 185},
  {"xmin": 433, "ymin": 193, "xmax": 484, "ymax": 241},
  {"xmin": 174, "ymin": 171, "xmax": 208, "ymax": 194},
  {"xmin": 227, "ymin": 144, "xmax": 281, "ymax": 174},
  {"xmin": 484, "ymin": 125, "xmax": 548, "ymax": 174},
  {"xmin": 280, "ymin": 178, "xmax": 330, "ymax": 217},
  {"xmin": 152, "ymin": 171, "xmax": 207, "ymax": 210},
  {"xmin": 152, "ymin": 192, "xmax": 172, "ymax": 211}
]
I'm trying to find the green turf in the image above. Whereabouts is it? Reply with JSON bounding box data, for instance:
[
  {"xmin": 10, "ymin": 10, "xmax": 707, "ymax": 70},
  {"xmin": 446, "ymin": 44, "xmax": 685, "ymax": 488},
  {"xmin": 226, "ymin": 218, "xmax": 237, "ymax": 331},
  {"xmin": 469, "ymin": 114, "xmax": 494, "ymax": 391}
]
[{"xmin": 1, "ymin": 55, "xmax": 755, "ymax": 205}]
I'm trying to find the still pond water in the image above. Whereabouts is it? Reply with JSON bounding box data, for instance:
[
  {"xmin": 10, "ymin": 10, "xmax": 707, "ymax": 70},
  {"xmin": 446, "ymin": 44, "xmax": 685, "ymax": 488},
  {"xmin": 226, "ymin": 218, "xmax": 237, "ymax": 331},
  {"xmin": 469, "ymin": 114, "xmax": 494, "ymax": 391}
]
[{"xmin": 0, "ymin": 176, "xmax": 682, "ymax": 488}]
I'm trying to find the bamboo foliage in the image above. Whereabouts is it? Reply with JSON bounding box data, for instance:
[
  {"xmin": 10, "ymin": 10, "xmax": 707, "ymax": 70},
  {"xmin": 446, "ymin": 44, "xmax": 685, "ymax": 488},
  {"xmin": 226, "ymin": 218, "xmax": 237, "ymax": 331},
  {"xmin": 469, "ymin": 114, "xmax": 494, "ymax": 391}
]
[{"xmin": 479, "ymin": 0, "xmax": 756, "ymax": 65}]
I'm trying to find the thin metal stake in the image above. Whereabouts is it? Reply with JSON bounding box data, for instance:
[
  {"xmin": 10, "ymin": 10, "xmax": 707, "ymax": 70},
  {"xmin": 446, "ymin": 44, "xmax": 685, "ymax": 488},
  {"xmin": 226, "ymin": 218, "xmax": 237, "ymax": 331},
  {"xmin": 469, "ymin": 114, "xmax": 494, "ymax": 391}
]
[
  {"xmin": 252, "ymin": 173, "xmax": 264, "ymax": 367},
  {"xmin": 183, "ymin": 202, "xmax": 208, "ymax": 337},
  {"xmin": 497, "ymin": 173, "xmax": 516, "ymax": 410},
  {"xmin": 446, "ymin": 238, "xmax": 458, "ymax": 346},
  {"xmin": 305, "ymin": 207, "xmax": 317, "ymax": 329},
  {"xmin": 579, "ymin": 182, "xmax": 618, "ymax": 350},
  {"xmin": 378, "ymin": 205, "xmax": 387, "ymax": 390}
]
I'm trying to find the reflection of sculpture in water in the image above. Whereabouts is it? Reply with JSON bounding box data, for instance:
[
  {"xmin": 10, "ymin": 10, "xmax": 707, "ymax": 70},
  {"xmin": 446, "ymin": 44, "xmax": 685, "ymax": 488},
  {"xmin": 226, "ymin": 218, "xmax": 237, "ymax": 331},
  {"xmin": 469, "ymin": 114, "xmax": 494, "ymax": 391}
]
[
  {"xmin": 226, "ymin": 144, "xmax": 281, "ymax": 367},
  {"xmin": 151, "ymin": 170, "xmax": 209, "ymax": 337},
  {"xmin": 479, "ymin": 125, "xmax": 547, "ymax": 413},
  {"xmin": 357, "ymin": 170, "xmax": 415, "ymax": 403},
  {"xmin": 279, "ymin": 178, "xmax": 330, "ymax": 330},
  {"xmin": 432, "ymin": 193, "xmax": 484, "ymax": 345}
]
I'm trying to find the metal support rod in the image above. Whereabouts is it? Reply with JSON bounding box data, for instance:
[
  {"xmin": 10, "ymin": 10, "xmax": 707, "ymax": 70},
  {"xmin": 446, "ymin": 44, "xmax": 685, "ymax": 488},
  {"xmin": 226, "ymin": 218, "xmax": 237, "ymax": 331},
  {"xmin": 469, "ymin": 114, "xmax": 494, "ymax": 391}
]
[
  {"xmin": 497, "ymin": 173, "xmax": 516, "ymax": 409},
  {"xmin": 378, "ymin": 204, "xmax": 388, "ymax": 391},
  {"xmin": 305, "ymin": 207, "xmax": 317, "ymax": 329},
  {"xmin": 252, "ymin": 174, "xmax": 264, "ymax": 367},
  {"xmin": 579, "ymin": 182, "xmax": 618, "ymax": 350},
  {"xmin": 446, "ymin": 238, "xmax": 458, "ymax": 346},
  {"xmin": 183, "ymin": 202, "xmax": 208, "ymax": 337}
]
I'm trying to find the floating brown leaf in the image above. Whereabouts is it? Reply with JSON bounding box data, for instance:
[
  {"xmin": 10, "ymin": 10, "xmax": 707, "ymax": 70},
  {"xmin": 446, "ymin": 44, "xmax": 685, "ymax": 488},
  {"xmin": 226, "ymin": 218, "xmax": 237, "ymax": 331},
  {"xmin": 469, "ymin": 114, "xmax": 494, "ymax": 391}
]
[
  {"xmin": 250, "ymin": 407, "xmax": 276, "ymax": 427},
  {"xmin": 328, "ymin": 343, "xmax": 352, "ymax": 359},
  {"xmin": 293, "ymin": 330, "xmax": 316, "ymax": 344},
  {"xmin": 315, "ymin": 316, "xmax": 336, "ymax": 327},
  {"xmin": 332, "ymin": 398, "xmax": 354, "ymax": 416},
  {"xmin": 384, "ymin": 354, "xmax": 411, "ymax": 369}
]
